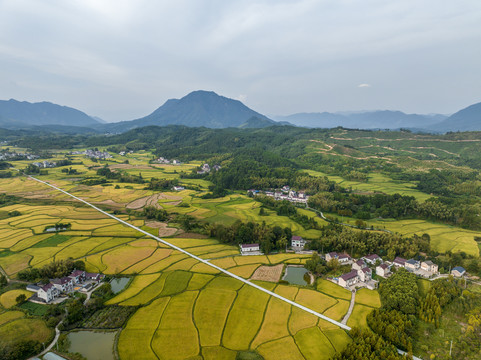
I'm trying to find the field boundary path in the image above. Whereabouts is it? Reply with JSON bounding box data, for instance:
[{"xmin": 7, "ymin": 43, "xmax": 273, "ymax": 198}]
[
  {"xmin": 341, "ymin": 290, "xmax": 356, "ymax": 325},
  {"xmin": 26, "ymin": 175, "xmax": 351, "ymax": 331}
]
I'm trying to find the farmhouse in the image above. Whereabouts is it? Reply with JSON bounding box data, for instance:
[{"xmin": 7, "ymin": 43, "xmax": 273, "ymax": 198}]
[
  {"xmin": 69, "ymin": 270, "xmax": 86, "ymax": 284},
  {"xmin": 363, "ymin": 254, "xmax": 381, "ymax": 265},
  {"xmin": 85, "ymin": 272, "xmax": 104, "ymax": 282},
  {"xmin": 376, "ymin": 263, "xmax": 391, "ymax": 278},
  {"xmin": 358, "ymin": 267, "xmax": 372, "ymax": 282},
  {"xmin": 393, "ymin": 257, "xmax": 407, "ymax": 267},
  {"xmin": 240, "ymin": 243, "xmax": 260, "ymax": 254},
  {"xmin": 405, "ymin": 259, "xmax": 420, "ymax": 272},
  {"xmin": 27, "ymin": 283, "xmax": 60, "ymax": 303},
  {"xmin": 451, "ymin": 266, "xmax": 466, "ymax": 277},
  {"xmin": 172, "ymin": 186, "xmax": 185, "ymax": 191},
  {"xmin": 352, "ymin": 259, "xmax": 367, "ymax": 271},
  {"xmin": 338, "ymin": 270, "xmax": 359, "ymax": 288},
  {"xmin": 337, "ymin": 254, "xmax": 352, "ymax": 264},
  {"xmin": 51, "ymin": 277, "xmax": 74, "ymax": 293},
  {"xmin": 291, "ymin": 236, "xmax": 307, "ymax": 248},
  {"xmin": 421, "ymin": 260, "xmax": 438, "ymax": 273}
]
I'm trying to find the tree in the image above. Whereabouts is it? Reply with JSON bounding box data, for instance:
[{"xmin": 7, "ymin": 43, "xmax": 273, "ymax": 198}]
[
  {"xmin": 16, "ymin": 294, "xmax": 27, "ymax": 305},
  {"xmin": 0, "ymin": 274, "xmax": 7, "ymax": 288}
]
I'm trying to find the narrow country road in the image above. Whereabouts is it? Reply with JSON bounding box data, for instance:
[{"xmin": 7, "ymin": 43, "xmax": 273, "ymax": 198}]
[
  {"xmin": 31, "ymin": 320, "xmax": 63, "ymax": 359},
  {"xmin": 341, "ymin": 289, "xmax": 356, "ymax": 325}
]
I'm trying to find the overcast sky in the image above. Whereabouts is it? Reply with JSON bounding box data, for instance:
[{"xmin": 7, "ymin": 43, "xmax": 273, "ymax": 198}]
[{"xmin": 1, "ymin": 0, "xmax": 481, "ymax": 122}]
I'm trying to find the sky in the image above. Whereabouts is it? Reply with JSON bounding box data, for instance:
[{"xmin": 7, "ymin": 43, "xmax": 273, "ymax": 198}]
[{"xmin": 1, "ymin": 0, "xmax": 481, "ymax": 122}]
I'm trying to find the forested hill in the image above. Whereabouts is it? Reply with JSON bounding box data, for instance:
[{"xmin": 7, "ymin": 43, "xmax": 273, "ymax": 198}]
[
  {"xmin": 102, "ymin": 90, "xmax": 279, "ymax": 132},
  {"xmin": 0, "ymin": 99, "xmax": 100, "ymax": 129}
]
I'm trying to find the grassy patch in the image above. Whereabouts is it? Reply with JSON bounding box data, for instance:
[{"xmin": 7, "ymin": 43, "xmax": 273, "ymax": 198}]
[
  {"xmin": 19, "ymin": 301, "xmax": 48, "ymax": 316},
  {"xmin": 31, "ymin": 234, "xmax": 71, "ymax": 248},
  {"xmin": 81, "ymin": 306, "xmax": 138, "ymax": 329}
]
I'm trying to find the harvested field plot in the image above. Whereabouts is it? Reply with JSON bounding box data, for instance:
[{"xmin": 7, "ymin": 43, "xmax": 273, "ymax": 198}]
[{"xmin": 250, "ymin": 264, "xmax": 283, "ymax": 282}]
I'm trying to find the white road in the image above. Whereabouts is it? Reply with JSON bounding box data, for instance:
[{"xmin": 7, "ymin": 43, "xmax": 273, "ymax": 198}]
[{"xmin": 27, "ymin": 176, "xmax": 351, "ymax": 331}]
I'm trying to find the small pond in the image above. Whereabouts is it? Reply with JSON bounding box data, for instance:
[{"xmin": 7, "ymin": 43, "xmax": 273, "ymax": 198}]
[
  {"xmin": 110, "ymin": 277, "xmax": 130, "ymax": 294},
  {"xmin": 67, "ymin": 331, "xmax": 116, "ymax": 360},
  {"xmin": 283, "ymin": 266, "xmax": 310, "ymax": 286}
]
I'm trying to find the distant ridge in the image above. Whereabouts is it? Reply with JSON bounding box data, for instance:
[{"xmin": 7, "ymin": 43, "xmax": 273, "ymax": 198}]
[
  {"xmin": 274, "ymin": 111, "xmax": 446, "ymax": 130},
  {"xmin": 104, "ymin": 90, "xmax": 279, "ymax": 132},
  {"xmin": 427, "ymin": 102, "xmax": 481, "ymax": 132},
  {"xmin": 0, "ymin": 99, "xmax": 100, "ymax": 129}
]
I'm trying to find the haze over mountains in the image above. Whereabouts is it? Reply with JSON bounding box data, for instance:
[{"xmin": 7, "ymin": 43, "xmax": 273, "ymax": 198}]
[{"xmin": 0, "ymin": 91, "xmax": 480, "ymax": 134}]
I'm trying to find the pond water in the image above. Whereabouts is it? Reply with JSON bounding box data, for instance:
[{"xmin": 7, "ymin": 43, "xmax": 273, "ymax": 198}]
[
  {"xmin": 67, "ymin": 331, "xmax": 116, "ymax": 360},
  {"xmin": 110, "ymin": 277, "xmax": 130, "ymax": 294},
  {"xmin": 283, "ymin": 266, "xmax": 309, "ymax": 286}
]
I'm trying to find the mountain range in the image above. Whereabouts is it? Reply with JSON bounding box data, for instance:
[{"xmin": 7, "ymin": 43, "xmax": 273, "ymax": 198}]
[{"xmin": 0, "ymin": 91, "xmax": 479, "ymax": 134}]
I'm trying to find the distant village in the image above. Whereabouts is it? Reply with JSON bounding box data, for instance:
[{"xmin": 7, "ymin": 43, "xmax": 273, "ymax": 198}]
[
  {"xmin": 153, "ymin": 156, "xmax": 182, "ymax": 165},
  {"xmin": 240, "ymin": 235, "xmax": 467, "ymax": 291},
  {"xmin": 197, "ymin": 163, "xmax": 221, "ymax": 174},
  {"xmin": 0, "ymin": 150, "xmax": 39, "ymax": 161},
  {"xmin": 26, "ymin": 270, "xmax": 104, "ymax": 304},
  {"xmin": 70, "ymin": 149, "xmax": 113, "ymax": 159},
  {"xmin": 248, "ymin": 185, "xmax": 309, "ymax": 204}
]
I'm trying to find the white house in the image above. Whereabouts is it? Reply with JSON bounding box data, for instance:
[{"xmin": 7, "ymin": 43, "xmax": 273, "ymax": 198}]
[
  {"xmin": 325, "ymin": 252, "xmax": 338, "ymax": 262},
  {"xmin": 376, "ymin": 264, "xmax": 391, "ymax": 278},
  {"xmin": 85, "ymin": 272, "xmax": 103, "ymax": 282},
  {"xmin": 352, "ymin": 259, "xmax": 367, "ymax": 271},
  {"xmin": 338, "ymin": 254, "xmax": 352, "ymax": 264},
  {"xmin": 36, "ymin": 283, "xmax": 59, "ymax": 303},
  {"xmin": 393, "ymin": 257, "xmax": 407, "ymax": 268},
  {"xmin": 363, "ymin": 254, "xmax": 381, "ymax": 265},
  {"xmin": 68, "ymin": 270, "xmax": 86, "ymax": 284},
  {"xmin": 51, "ymin": 277, "xmax": 74, "ymax": 293},
  {"xmin": 358, "ymin": 267, "xmax": 372, "ymax": 282},
  {"xmin": 451, "ymin": 266, "xmax": 466, "ymax": 277},
  {"xmin": 240, "ymin": 243, "xmax": 260, "ymax": 254},
  {"xmin": 421, "ymin": 261, "xmax": 438, "ymax": 273},
  {"xmin": 338, "ymin": 270, "xmax": 359, "ymax": 288},
  {"xmin": 291, "ymin": 236, "xmax": 307, "ymax": 248},
  {"xmin": 172, "ymin": 186, "xmax": 185, "ymax": 191},
  {"xmin": 405, "ymin": 259, "xmax": 420, "ymax": 271}
]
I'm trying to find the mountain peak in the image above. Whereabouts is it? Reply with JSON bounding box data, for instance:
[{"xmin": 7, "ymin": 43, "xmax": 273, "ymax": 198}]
[
  {"xmin": 119, "ymin": 90, "xmax": 275, "ymax": 130},
  {"xmin": 0, "ymin": 99, "xmax": 101, "ymax": 129}
]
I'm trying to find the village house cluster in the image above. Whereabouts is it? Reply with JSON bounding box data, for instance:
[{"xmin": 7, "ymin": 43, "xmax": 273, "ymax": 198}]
[
  {"xmin": 154, "ymin": 156, "xmax": 182, "ymax": 165},
  {"xmin": 118, "ymin": 150, "xmax": 134, "ymax": 156},
  {"xmin": 32, "ymin": 160, "xmax": 56, "ymax": 168},
  {"xmin": 197, "ymin": 163, "xmax": 221, "ymax": 174},
  {"xmin": 0, "ymin": 151, "xmax": 38, "ymax": 161},
  {"xmin": 26, "ymin": 270, "xmax": 104, "ymax": 304},
  {"xmin": 71, "ymin": 149, "xmax": 112, "ymax": 159},
  {"xmin": 249, "ymin": 185, "xmax": 309, "ymax": 204}
]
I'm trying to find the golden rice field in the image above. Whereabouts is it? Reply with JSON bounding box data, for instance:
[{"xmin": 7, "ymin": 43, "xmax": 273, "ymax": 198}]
[
  {"xmin": 116, "ymin": 270, "xmax": 353, "ymax": 360},
  {"xmin": 0, "ymin": 310, "xmax": 53, "ymax": 348}
]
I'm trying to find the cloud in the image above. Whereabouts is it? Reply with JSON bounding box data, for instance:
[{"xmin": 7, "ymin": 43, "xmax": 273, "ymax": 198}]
[
  {"xmin": 0, "ymin": 0, "xmax": 480, "ymax": 119},
  {"xmin": 235, "ymin": 94, "xmax": 248, "ymax": 103}
]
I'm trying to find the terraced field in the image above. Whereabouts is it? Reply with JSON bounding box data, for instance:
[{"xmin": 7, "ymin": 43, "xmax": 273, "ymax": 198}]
[{"xmin": 116, "ymin": 271, "xmax": 353, "ymax": 360}]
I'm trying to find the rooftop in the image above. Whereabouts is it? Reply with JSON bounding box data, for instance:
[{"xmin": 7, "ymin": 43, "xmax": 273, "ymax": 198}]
[
  {"xmin": 240, "ymin": 243, "xmax": 260, "ymax": 249},
  {"xmin": 340, "ymin": 270, "xmax": 359, "ymax": 281}
]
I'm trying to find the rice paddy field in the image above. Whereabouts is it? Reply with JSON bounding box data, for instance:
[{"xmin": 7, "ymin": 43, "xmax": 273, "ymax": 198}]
[
  {"xmin": 116, "ymin": 272, "xmax": 352, "ymax": 360},
  {"xmin": 305, "ymin": 170, "xmax": 432, "ymax": 202},
  {"xmin": 1, "ymin": 142, "xmax": 479, "ymax": 359}
]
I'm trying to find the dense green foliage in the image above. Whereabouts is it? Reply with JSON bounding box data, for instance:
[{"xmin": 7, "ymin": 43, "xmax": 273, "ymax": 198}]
[
  {"xmin": 17, "ymin": 258, "xmax": 85, "ymax": 282},
  {"xmin": 379, "ymin": 269, "xmax": 419, "ymax": 315},
  {"xmin": 0, "ymin": 340, "xmax": 42, "ymax": 360},
  {"xmin": 140, "ymin": 206, "xmax": 169, "ymax": 221},
  {"xmin": 331, "ymin": 327, "xmax": 403, "ymax": 360},
  {"xmin": 207, "ymin": 220, "xmax": 291, "ymax": 253},
  {"xmin": 307, "ymin": 224, "xmax": 430, "ymax": 260}
]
